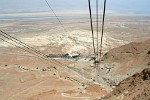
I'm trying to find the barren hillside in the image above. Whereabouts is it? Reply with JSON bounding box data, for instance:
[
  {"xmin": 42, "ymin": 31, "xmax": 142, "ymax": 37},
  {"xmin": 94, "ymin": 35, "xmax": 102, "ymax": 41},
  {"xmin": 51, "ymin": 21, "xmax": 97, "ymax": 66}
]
[
  {"xmin": 102, "ymin": 39, "xmax": 150, "ymax": 66},
  {"xmin": 102, "ymin": 68, "xmax": 150, "ymax": 100},
  {"xmin": 99, "ymin": 39, "xmax": 150, "ymax": 100}
]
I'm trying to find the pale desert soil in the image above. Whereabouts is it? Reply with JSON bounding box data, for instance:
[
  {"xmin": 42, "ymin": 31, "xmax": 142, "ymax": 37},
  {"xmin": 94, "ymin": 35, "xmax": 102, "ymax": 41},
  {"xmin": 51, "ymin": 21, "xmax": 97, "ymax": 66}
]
[{"xmin": 0, "ymin": 16, "xmax": 150, "ymax": 100}]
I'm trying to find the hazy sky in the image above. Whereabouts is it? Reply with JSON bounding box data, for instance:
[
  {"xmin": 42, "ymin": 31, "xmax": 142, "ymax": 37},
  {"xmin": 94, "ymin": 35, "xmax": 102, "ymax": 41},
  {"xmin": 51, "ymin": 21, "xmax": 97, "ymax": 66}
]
[{"xmin": 0, "ymin": 0, "xmax": 150, "ymax": 15}]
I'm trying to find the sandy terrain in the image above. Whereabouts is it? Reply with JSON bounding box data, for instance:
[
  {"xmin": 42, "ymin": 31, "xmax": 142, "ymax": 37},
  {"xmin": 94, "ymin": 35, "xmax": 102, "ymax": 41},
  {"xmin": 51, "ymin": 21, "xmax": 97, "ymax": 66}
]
[
  {"xmin": 0, "ymin": 49, "xmax": 108, "ymax": 100},
  {"xmin": 0, "ymin": 16, "xmax": 150, "ymax": 100}
]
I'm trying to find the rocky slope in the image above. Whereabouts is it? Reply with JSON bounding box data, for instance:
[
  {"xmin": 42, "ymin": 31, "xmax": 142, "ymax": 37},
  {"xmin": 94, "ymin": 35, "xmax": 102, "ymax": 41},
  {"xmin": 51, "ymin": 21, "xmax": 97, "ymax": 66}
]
[
  {"xmin": 102, "ymin": 39, "xmax": 150, "ymax": 66},
  {"xmin": 66, "ymin": 39, "xmax": 150, "ymax": 94},
  {"xmin": 102, "ymin": 68, "xmax": 150, "ymax": 100},
  {"xmin": 97, "ymin": 39, "xmax": 150, "ymax": 100}
]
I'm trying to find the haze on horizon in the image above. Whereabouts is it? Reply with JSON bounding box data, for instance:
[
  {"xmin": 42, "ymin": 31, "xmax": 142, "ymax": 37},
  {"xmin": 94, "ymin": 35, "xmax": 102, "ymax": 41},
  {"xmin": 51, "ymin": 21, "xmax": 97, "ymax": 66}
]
[{"xmin": 0, "ymin": 0, "xmax": 150, "ymax": 16}]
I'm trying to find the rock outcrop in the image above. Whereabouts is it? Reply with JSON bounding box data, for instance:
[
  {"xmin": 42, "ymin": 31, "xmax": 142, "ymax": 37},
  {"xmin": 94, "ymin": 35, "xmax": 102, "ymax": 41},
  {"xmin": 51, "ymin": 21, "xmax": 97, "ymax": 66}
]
[{"xmin": 102, "ymin": 68, "xmax": 150, "ymax": 100}]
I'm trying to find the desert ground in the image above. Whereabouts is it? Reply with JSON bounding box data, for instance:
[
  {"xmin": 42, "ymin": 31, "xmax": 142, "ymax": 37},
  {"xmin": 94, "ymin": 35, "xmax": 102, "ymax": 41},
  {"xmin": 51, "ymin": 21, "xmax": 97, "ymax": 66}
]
[{"xmin": 0, "ymin": 16, "xmax": 150, "ymax": 100}]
